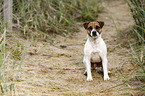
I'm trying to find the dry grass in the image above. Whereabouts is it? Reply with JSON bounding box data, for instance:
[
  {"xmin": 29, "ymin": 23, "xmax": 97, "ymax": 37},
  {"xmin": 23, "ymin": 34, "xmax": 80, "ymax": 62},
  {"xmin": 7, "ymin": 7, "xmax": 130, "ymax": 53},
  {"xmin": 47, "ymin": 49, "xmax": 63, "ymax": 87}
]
[{"xmin": 12, "ymin": 0, "xmax": 103, "ymax": 39}]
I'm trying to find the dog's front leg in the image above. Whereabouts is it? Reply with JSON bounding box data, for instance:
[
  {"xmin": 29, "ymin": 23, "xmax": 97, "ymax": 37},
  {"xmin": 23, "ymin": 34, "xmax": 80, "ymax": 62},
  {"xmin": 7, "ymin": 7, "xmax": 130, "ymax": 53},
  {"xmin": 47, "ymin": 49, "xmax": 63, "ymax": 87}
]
[
  {"xmin": 84, "ymin": 56, "xmax": 93, "ymax": 81},
  {"xmin": 102, "ymin": 57, "xmax": 110, "ymax": 80}
]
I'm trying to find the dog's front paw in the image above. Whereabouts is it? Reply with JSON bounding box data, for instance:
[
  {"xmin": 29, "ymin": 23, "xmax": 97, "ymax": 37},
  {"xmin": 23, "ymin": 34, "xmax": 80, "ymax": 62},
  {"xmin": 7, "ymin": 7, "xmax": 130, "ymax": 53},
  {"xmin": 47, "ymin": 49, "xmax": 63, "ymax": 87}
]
[
  {"xmin": 104, "ymin": 76, "xmax": 110, "ymax": 81},
  {"xmin": 86, "ymin": 77, "xmax": 93, "ymax": 81}
]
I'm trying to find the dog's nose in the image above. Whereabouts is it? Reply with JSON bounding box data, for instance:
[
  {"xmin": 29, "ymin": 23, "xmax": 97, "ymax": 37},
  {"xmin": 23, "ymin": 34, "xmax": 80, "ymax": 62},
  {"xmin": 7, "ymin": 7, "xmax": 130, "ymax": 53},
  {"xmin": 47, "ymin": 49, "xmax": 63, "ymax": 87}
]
[{"xmin": 92, "ymin": 31, "xmax": 97, "ymax": 36}]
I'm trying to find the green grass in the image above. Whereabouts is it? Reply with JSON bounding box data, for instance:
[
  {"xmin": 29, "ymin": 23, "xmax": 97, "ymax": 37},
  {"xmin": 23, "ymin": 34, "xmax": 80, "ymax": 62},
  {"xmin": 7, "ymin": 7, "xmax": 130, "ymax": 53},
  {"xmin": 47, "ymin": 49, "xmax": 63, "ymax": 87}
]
[
  {"xmin": 0, "ymin": 0, "xmax": 103, "ymax": 95},
  {"xmin": 12, "ymin": 0, "xmax": 103, "ymax": 40},
  {"xmin": 0, "ymin": 27, "xmax": 28, "ymax": 95},
  {"xmin": 127, "ymin": 0, "xmax": 145, "ymax": 41},
  {"xmin": 109, "ymin": 0, "xmax": 145, "ymax": 94},
  {"xmin": 2, "ymin": 0, "xmax": 144, "ymax": 95},
  {"xmin": 102, "ymin": 17, "xmax": 145, "ymax": 96}
]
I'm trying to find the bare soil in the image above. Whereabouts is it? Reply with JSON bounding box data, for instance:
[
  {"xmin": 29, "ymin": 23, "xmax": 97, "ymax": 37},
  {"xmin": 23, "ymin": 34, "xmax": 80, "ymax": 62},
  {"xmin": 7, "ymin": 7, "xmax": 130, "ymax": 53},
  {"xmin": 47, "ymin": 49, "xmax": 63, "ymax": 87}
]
[{"xmin": 15, "ymin": 0, "xmax": 135, "ymax": 95}]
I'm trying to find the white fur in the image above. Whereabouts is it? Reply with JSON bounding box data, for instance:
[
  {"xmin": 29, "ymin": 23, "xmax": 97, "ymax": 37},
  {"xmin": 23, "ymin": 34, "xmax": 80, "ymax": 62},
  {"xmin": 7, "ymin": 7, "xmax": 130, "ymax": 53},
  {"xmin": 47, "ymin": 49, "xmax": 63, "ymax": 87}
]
[{"xmin": 83, "ymin": 34, "xmax": 110, "ymax": 81}]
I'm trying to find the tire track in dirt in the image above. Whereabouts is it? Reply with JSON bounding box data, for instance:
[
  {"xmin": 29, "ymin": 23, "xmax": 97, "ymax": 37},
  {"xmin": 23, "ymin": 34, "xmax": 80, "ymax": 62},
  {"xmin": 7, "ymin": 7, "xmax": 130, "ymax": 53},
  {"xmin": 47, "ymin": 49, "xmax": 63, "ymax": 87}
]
[{"xmin": 16, "ymin": 0, "xmax": 134, "ymax": 95}]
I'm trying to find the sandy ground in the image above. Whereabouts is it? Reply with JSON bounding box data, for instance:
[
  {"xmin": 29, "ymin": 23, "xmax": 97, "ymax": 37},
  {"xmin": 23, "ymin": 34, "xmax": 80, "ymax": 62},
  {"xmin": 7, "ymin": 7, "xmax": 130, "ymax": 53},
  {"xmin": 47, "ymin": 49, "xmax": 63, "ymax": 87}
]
[{"xmin": 15, "ymin": 0, "xmax": 135, "ymax": 95}]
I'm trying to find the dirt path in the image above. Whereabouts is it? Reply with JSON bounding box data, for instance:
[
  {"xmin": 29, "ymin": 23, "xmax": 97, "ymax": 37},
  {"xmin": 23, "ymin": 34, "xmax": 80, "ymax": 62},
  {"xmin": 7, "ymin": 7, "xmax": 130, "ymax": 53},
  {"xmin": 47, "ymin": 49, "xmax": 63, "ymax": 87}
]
[{"xmin": 16, "ymin": 0, "xmax": 134, "ymax": 95}]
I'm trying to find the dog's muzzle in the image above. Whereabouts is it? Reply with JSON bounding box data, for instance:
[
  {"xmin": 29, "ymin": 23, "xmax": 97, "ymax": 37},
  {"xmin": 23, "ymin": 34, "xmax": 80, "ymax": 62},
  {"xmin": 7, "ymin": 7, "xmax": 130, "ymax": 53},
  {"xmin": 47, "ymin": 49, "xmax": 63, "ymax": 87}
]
[
  {"xmin": 90, "ymin": 30, "xmax": 99, "ymax": 37},
  {"xmin": 92, "ymin": 31, "xmax": 97, "ymax": 36}
]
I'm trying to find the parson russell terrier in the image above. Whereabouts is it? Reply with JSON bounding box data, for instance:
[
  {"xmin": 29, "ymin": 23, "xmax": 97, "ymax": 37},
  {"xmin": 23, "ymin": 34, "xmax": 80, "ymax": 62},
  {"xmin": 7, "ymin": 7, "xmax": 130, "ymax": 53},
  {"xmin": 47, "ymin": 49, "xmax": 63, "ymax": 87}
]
[{"xmin": 83, "ymin": 21, "xmax": 110, "ymax": 81}]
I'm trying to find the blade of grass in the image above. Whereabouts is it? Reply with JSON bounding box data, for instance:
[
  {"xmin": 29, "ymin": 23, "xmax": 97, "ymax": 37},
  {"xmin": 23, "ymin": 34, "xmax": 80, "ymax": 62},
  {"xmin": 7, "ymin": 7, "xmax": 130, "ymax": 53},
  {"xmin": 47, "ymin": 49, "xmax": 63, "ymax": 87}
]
[
  {"xmin": 100, "ymin": 83, "xmax": 124, "ymax": 93},
  {"xmin": 15, "ymin": 40, "xmax": 28, "ymax": 81},
  {"xmin": 3, "ymin": 28, "xmax": 6, "ymax": 58},
  {"xmin": 0, "ymin": 52, "xmax": 10, "ymax": 94},
  {"xmin": 111, "ymin": 15, "xmax": 120, "ymax": 38},
  {"xmin": 1, "ymin": 53, "xmax": 10, "ymax": 69},
  {"xmin": 119, "ymin": 44, "xmax": 145, "ymax": 73},
  {"xmin": 129, "ymin": 41, "xmax": 145, "ymax": 72},
  {"xmin": 10, "ymin": 83, "xmax": 14, "ymax": 96},
  {"xmin": 0, "ymin": 28, "xmax": 6, "ymax": 42},
  {"xmin": 0, "ymin": 83, "xmax": 4, "ymax": 94},
  {"xmin": 117, "ymin": 71, "xmax": 125, "ymax": 81},
  {"xmin": 119, "ymin": 45, "xmax": 134, "ymax": 57},
  {"xmin": 133, "ymin": 29, "xmax": 145, "ymax": 42}
]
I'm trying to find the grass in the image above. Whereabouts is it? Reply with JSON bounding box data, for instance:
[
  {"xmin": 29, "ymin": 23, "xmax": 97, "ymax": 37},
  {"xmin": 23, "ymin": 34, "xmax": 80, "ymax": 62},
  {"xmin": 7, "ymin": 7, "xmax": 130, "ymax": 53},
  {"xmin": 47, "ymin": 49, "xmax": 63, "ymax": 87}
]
[
  {"xmin": 119, "ymin": 43, "xmax": 144, "ymax": 95},
  {"xmin": 102, "ymin": 18, "xmax": 144, "ymax": 96},
  {"xmin": 0, "ymin": 0, "xmax": 144, "ymax": 95},
  {"xmin": 127, "ymin": 0, "xmax": 145, "ymax": 41},
  {"xmin": 0, "ymin": 0, "xmax": 103, "ymax": 95},
  {"xmin": 107, "ymin": 0, "xmax": 145, "ymax": 95},
  {"xmin": 12, "ymin": 0, "xmax": 103, "ymax": 40},
  {"xmin": 15, "ymin": 40, "xmax": 28, "ymax": 81},
  {"xmin": 0, "ymin": 27, "xmax": 28, "ymax": 95},
  {"xmin": 111, "ymin": 16, "xmax": 120, "ymax": 38}
]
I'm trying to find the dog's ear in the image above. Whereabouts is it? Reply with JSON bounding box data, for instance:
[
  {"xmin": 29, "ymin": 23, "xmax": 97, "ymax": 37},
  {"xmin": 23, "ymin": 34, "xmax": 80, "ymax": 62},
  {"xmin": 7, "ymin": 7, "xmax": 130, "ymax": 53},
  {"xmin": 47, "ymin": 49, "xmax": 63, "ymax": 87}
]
[
  {"xmin": 97, "ymin": 21, "xmax": 104, "ymax": 28},
  {"xmin": 83, "ymin": 22, "xmax": 90, "ymax": 29}
]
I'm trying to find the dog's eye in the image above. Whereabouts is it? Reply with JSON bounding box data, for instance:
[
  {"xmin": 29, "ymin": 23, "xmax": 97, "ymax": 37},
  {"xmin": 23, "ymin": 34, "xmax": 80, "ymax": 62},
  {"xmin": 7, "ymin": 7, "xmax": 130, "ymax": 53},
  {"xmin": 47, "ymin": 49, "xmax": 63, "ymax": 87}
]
[
  {"xmin": 88, "ymin": 26, "xmax": 92, "ymax": 30},
  {"xmin": 96, "ymin": 26, "xmax": 100, "ymax": 29}
]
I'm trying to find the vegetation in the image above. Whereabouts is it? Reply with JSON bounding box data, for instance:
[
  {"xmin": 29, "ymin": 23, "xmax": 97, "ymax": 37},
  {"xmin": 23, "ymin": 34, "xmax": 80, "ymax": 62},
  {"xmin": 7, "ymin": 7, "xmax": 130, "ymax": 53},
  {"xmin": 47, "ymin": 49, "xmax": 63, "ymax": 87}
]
[
  {"xmin": 0, "ymin": 0, "xmax": 144, "ymax": 95},
  {"xmin": 12, "ymin": 0, "xmax": 102, "ymax": 38},
  {"xmin": 116, "ymin": 0, "xmax": 145, "ymax": 95},
  {"xmin": 105, "ymin": 0, "xmax": 144, "ymax": 95},
  {"xmin": 0, "ymin": 0, "xmax": 102, "ymax": 95},
  {"xmin": 125, "ymin": 0, "xmax": 145, "ymax": 95},
  {"xmin": 128, "ymin": 0, "xmax": 145, "ymax": 42},
  {"xmin": 0, "ymin": 28, "xmax": 28, "ymax": 95}
]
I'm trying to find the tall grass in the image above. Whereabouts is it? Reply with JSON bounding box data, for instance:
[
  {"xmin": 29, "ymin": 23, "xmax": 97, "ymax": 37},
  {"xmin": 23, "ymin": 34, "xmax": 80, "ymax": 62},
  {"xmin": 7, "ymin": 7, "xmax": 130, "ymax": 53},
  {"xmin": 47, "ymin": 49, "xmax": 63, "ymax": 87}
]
[
  {"xmin": 0, "ymin": 0, "xmax": 103, "ymax": 95},
  {"xmin": 118, "ymin": 38, "xmax": 145, "ymax": 95},
  {"xmin": 127, "ymin": 0, "xmax": 145, "ymax": 42},
  {"xmin": 103, "ymin": 13, "xmax": 145, "ymax": 96},
  {"xmin": 0, "ymin": 27, "xmax": 28, "ymax": 95},
  {"xmin": 13, "ymin": 0, "xmax": 102, "ymax": 39},
  {"xmin": 127, "ymin": 0, "xmax": 145, "ymax": 74},
  {"xmin": 109, "ymin": 0, "xmax": 145, "ymax": 95}
]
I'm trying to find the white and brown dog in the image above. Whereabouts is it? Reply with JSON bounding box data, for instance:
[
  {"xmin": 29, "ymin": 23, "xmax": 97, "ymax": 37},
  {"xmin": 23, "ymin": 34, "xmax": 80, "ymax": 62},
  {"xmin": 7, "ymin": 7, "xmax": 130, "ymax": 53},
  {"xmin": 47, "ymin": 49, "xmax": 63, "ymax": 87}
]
[{"xmin": 83, "ymin": 21, "xmax": 110, "ymax": 81}]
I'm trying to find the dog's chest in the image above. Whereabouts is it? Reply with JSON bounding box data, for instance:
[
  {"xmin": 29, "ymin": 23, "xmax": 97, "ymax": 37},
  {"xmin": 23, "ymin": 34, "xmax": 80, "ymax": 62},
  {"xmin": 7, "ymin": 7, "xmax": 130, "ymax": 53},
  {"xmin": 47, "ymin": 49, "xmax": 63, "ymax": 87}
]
[
  {"xmin": 90, "ymin": 42, "xmax": 102, "ymax": 62},
  {"xmin": 91, "ymin": 46, "xmax": 101, "ymax": 62},
  {"xmin": 84, "ymin": 37, "xmax": 106, "ymax": 60},
  {"xmin": 90, "ymin": 40, "xmax": 102, "ymax": 52}
]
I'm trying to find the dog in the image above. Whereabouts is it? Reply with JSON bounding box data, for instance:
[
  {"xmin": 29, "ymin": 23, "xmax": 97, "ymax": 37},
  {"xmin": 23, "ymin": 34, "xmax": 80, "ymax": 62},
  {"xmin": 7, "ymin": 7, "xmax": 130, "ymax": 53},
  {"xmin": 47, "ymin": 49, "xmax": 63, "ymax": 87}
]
[{"xmin": 83, "ymin": 21, "xmax": 110, "ymax": 81}]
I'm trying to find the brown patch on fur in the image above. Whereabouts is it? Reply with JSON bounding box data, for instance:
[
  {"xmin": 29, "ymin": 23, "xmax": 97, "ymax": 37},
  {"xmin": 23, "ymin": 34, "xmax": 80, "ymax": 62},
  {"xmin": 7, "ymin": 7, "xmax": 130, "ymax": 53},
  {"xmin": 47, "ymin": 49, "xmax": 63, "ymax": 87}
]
[
  {"xmin": 97, "ymin": 21, "xmax": 104, "ymax": 28},
  {"xmin": 83, "ymin": 21, "xmax": 90, "ymax": 29}
]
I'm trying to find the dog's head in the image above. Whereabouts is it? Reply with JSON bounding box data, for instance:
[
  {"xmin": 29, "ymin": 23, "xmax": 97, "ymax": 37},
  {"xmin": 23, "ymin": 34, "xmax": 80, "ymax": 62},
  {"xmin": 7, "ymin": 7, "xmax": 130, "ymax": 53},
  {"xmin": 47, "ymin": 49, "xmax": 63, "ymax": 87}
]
[{"xmin": 83, "ymin": 21, "xmax": 104, "ymax": 38}]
